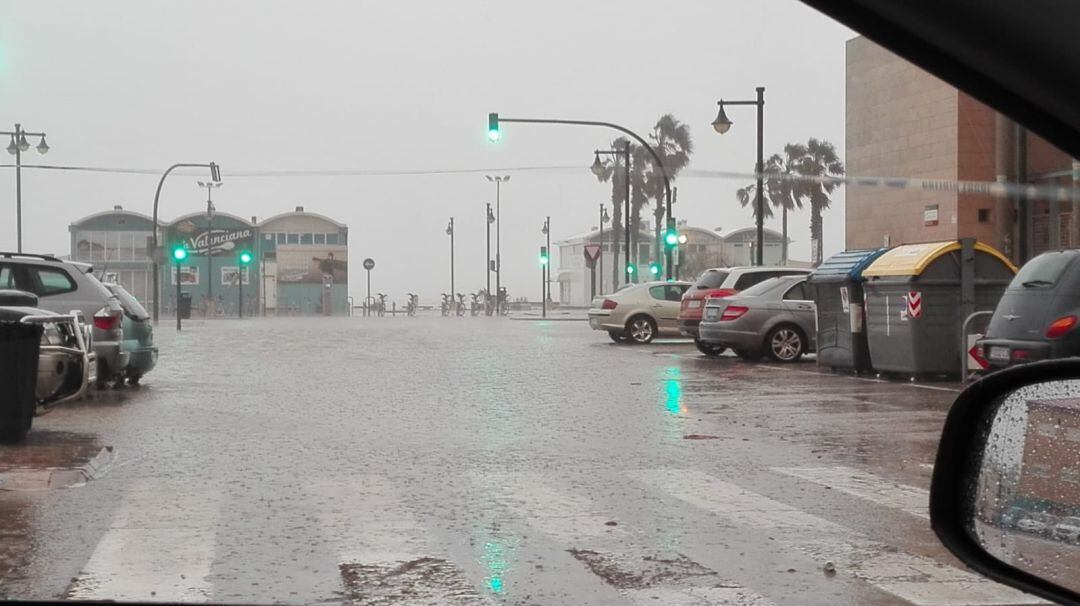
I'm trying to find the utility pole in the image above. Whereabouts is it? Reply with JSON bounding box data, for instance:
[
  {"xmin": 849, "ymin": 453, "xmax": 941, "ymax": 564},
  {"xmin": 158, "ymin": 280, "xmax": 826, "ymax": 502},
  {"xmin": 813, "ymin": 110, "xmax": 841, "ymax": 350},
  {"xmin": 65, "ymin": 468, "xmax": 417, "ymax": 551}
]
[
  {"xmin": 486, "ymin": 175, "xmax": 510, "ymax": 315},
  {"xmin": 599, "ymin": 204, "xmax": 609, "ymax": 295},
  {"xmin": 197, "ymin": 180, "xmax": 222, "ymax": 317},
  {"xmin": 2, "ymin": 124, "xmax": 49, "ymax": 253},
  {"xmin": 446, "ymin": 217, "xmax": 455, "ymax": 314},
  {"xmin": 486, "ymin": 203, "xmax": 495, "ymax": 313}
]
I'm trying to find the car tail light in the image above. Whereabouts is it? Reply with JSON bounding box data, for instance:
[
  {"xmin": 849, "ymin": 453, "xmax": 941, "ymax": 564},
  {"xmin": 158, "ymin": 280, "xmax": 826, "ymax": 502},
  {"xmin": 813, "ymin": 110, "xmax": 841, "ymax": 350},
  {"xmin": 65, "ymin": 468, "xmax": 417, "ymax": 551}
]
[
  {"xmin": 720, "ymin": 305, "xmax": 749, "ymax": 321},
  {"xmin": 93, "ymin": 307, "xmax": 121, "ymax": 331},
  {"xmin": 1012, "ymin": 349, "xmax": 1031, "ymax": 361},
  {"xmin": 708, "ymin": 288, "xmax": 737, "ymax": 299},
  {"xmin": 1045, "ymin": 315, "xmax": 1078, "ymax": 339},
  {"xmin": 601, "ymin": 298, "xmax": 618, "ymax": 310}
]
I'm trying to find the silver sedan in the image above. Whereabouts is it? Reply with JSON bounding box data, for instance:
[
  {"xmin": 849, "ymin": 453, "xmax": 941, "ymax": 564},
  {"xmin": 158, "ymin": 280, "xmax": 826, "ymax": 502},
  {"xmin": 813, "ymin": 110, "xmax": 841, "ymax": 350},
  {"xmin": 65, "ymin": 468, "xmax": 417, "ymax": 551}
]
[{"xmin": 698, "ymin": 275, "xmax": 816, "ymax": 362}]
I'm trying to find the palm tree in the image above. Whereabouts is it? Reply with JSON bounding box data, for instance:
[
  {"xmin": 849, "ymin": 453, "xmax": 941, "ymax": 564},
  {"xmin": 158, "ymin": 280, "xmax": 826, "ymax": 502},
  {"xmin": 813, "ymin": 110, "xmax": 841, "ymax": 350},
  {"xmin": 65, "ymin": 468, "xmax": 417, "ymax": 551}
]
[
  {"xmin": 592, "ymin": 137, "xmax": 632, "ymax": 288},
  {"xmin": 641, "ymin": 114, "xmax": 694, "ymax": 266},
  {"xmin": 793, "ymin": 138, "xmax": 845, "ymax": 266},
  {"xmin": 735, "ymin": 143, "xmax": 807, "ymax": 264}
]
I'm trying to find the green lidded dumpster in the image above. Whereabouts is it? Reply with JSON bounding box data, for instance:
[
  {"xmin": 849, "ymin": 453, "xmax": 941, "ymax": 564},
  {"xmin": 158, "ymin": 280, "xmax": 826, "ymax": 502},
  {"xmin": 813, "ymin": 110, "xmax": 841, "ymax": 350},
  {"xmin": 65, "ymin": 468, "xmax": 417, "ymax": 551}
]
[
  {"xmin": 806, "ymin": 248, "xmax": 889, "ymax": 372},
  {"xmin": 179, "ymin": 292, "xmax": 193, "ymax": 319},
  {"xmin": 862, "ymin": 240, "xmax": 1016, "ymax": 377}
]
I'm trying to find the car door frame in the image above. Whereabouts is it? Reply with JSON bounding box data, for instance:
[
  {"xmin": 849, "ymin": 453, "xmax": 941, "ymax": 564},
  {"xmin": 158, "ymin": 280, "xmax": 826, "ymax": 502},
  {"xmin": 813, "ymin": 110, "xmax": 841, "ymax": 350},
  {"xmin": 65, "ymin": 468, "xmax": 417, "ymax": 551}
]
[{"xmin": 781, "ymin": 280, "xmax": 817, "ymax": 350}]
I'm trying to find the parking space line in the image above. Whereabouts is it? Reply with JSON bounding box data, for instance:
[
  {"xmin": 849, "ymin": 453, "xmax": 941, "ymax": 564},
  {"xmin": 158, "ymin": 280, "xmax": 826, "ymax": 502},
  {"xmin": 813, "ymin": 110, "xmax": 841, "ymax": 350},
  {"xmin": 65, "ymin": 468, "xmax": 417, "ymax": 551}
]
[
  {"xmin": 772, "ymin": 466, "xmax": 929, "ymax": 519},
  {"xmin": 754, "ymin": 364, "xmax": 961, "ymax": 393},
  {"xmin": 629, "ymin": 469, "xmax": 1046, "ymax": 606},
  {"xmin": 66, "ymin": 480, "xmax": 223, "ymax": 602}
]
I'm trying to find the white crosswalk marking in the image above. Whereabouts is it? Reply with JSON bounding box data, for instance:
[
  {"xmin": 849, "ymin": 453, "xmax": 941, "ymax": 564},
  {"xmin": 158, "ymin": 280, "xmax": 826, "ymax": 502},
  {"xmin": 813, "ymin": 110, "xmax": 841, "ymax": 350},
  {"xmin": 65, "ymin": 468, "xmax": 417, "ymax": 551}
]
[
  {"xmin": 773, "ymin": 466, "xmax": 930, "ymax": 519},
  {"xmin": 473, "ymin": 471, "xmax": 777, "ymax": 606},
  {"xmin": 629, "ymin": 469, "xmax": 1047, "ymax": 606},
  {"xmin": 66, "ymin": 480, "xmax": 223, "ymax": 602}
]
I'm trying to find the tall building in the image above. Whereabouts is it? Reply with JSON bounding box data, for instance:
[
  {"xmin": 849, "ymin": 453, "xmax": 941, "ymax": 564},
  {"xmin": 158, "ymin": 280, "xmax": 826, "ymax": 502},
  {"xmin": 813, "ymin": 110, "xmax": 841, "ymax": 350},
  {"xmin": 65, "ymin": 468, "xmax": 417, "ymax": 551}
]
[{"xmin": 846, "ymin": 36, "xmax": 1077, "ymax": 264}]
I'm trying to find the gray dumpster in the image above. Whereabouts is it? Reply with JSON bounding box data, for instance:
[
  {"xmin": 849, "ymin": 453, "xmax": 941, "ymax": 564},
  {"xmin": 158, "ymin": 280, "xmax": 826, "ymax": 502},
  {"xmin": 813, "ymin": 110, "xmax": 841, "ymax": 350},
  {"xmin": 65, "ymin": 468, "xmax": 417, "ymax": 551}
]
[
  {"xmin": 0, "ymin": 322, "xmax": 42, "ymax": 442},
  {"xmin": 806, "ymin": 248, "xmax": 889, "ymax": 373},
  {"xmin": 862, "ymin": 240, "xmax": 1016, "ymax": 377}
]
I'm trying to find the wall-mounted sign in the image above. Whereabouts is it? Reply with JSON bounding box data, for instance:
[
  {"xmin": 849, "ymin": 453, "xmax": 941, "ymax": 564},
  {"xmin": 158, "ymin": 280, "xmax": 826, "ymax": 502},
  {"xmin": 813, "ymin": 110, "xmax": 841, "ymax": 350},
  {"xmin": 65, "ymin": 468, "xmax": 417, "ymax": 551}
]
[{"xmin": 924, "ymin": 204, "xmax": 940, "ymax": 227}]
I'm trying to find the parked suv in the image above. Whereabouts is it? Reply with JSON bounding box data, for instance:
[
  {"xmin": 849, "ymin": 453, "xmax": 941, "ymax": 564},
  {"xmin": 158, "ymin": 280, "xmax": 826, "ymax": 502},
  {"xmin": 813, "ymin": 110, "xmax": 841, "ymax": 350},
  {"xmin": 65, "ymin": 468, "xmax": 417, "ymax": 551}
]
[
  {"xmin": 978, "ymin": 250, "xmax": 1080, "ymax": 368},
  {"xmin": 678, "ymin": 266, "xmax": 811, "ymax": 355},
  {"xmin": 103, "ymin": 281, "xmax": 157, "ymax": 385},
  {"xmin": 0, "ymin": 253, "xmax": 128, "ymax": 386}
]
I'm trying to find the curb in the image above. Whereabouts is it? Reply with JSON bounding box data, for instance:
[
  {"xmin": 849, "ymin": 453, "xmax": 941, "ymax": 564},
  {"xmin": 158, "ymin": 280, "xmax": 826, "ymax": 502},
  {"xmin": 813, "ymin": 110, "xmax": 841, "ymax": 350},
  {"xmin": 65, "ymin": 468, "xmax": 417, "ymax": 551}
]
[{"xmin": 0, "ymin": 446, "xmax": 116, "ymax": 491}]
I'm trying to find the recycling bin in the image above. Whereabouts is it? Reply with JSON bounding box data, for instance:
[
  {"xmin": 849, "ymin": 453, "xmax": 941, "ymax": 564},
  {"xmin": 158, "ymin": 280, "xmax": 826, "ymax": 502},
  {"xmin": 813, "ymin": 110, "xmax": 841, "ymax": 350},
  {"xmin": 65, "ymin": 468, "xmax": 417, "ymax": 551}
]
[
  {"xmin": 0, "ymin": 322, "xmax": 42, "ymax": 442},
  {"xmin": 806, "ymin": 248, "xmax": 889, "ymax": 372},
  {"xmin": 862, "ymin": 240, "xmax": 1016, "ymax": 377},
  {"xmin": 179, "ymin": 292, "xmax": 193, "ymax": 319}
]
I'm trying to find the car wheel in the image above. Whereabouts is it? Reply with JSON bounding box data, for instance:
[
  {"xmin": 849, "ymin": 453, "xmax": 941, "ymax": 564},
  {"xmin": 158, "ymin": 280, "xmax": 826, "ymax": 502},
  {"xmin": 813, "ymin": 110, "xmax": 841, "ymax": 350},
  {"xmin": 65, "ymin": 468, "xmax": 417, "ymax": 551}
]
[
  {"xmin": 766, "ymin": 325, "xmax": 805, "ymax": 362},
  {"xmin": 608, "ymin": 331, "xmax": 627, "ymax": 344},
  {"xmin": 127, "ymin": 374, "xmax": 142, "ymax": 386},
  {"xmin": 694, "ymin": 339, "xmax": 727, "ymax": 357},
  {"xmin": 626, "ymin": 315, "xmax": 657, "ymax": 344}
]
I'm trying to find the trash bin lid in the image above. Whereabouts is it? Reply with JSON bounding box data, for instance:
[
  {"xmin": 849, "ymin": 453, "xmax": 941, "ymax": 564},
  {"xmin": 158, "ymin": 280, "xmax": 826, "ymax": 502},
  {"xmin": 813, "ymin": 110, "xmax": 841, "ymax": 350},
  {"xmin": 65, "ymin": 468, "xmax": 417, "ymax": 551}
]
[
  {"xmin": 809, "ymin": 248, "xmax": 889, "ymax": 281},
  {"xmin": 862, "ymin": 240, "xmax": 1016, "ymax": 277}
]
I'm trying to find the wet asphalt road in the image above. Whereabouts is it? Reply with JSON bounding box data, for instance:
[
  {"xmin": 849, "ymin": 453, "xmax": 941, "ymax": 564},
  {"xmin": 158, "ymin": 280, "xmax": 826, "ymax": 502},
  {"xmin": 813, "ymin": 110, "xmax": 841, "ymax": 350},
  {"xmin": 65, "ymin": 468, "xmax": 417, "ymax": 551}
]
[{"xmin": 0, "ymin": 316, "xmax": 1047, "ymax": 605}]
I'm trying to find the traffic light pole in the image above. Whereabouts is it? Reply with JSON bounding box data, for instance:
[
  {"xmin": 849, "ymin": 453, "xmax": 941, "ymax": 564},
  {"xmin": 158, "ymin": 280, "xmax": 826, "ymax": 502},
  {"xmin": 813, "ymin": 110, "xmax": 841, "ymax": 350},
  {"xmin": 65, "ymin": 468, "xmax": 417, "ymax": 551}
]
[
  {"xmin": 175, "ymin": 261, "xmax": 183, "ymax": 332},
  {"xmin": 493, "ymin": 117, "xmax": 672, "ymax": 279},
  {"xmin": 238, "ymin": 267, "xmax": 243, "ymax": 318},
  {"xmin": 545, "ymin": 216, "xmax": 550, "ymax": 310},
  {"xmin": 151, "ymin": 161, "xmax": 220, "ymax": 325}
]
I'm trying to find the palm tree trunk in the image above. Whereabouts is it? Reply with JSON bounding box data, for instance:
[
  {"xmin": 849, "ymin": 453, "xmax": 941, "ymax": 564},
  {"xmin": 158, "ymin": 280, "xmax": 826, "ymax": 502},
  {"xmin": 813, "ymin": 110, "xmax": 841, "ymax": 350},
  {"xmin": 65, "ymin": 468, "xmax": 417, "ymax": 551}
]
[{"xmin": 811, "ymin": 204, "xmax": 823, "ymax": 266}]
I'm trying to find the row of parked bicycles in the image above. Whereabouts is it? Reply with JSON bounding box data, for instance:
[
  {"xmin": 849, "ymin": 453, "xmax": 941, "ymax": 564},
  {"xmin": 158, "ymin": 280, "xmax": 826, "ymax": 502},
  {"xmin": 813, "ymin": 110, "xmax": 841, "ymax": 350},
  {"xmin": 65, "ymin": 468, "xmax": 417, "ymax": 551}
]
[{"xmin": 361, "ymin": 288, "xmax": 510, "ymax": 317}]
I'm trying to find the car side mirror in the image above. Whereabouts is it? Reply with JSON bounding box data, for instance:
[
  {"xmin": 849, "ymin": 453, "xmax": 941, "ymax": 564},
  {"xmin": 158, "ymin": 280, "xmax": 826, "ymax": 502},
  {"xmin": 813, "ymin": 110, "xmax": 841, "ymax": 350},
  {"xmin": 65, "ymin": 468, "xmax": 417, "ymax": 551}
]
[{"xmin": 931, "ymin": 359, "xmax": 1080, "ymax": 605}]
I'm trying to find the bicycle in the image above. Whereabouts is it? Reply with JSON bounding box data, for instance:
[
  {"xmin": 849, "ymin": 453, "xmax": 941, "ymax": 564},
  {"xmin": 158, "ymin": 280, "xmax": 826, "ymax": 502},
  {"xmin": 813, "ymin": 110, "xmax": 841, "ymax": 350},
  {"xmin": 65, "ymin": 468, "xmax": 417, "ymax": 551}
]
[
  {"xmin": 406, "ymin": 293, "xmax": 419, "ymax": 317},
  {"xmin": 440, "ymin": 293, "xmax": 452, "ymax": 317},
  {"xmin": 455, "ymin": 293, "xmax": 467, "ymax": 317}
]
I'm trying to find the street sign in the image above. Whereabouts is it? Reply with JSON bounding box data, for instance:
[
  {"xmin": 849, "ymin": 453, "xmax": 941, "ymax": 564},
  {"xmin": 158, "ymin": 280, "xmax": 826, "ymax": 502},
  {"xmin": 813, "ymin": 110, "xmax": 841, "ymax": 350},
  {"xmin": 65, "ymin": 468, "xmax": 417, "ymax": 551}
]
[
  {"xmin": 363, "ymin": 258, "xmax": 375, "ymax": 270},
  {"xmin": 584, "ymin": 244, "xmax": 602, "ymax": 263}
]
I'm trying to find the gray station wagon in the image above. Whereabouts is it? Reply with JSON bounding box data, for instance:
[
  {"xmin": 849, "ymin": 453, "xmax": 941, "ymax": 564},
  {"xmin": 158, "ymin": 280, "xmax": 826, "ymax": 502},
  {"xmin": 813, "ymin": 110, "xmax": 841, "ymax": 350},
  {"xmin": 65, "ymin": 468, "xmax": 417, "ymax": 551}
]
[{"xmin": 979, "ymin": 249, "xmax": 1080, "ymax": 368}]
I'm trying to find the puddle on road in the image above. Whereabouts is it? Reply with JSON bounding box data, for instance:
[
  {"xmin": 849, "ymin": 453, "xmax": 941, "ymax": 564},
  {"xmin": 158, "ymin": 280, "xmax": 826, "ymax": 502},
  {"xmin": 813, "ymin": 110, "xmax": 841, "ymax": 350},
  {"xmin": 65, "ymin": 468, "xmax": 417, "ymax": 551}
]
[
  {"xmin": 338, "ymin": 558, "xmax": 486, "ymax": 605},
  {"xmin": 0, "ymin": 432, "xmax": 114, "ymax": 491}
]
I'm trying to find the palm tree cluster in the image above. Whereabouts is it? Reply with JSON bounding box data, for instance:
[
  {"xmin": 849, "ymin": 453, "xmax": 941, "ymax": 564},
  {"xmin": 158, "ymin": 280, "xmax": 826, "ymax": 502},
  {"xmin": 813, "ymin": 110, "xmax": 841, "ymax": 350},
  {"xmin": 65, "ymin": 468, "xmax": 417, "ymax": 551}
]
[{"xmin": 736, "ymin": 138, "xmax": 844, "ymax": 265}]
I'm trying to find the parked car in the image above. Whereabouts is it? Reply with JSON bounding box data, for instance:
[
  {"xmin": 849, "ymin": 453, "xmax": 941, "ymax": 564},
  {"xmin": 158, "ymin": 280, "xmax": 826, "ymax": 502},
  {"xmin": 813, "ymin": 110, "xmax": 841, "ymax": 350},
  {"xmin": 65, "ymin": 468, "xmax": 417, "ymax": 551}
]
[
  {"xmin": 0, "ymin": 290, "xmax": 96, "ymax": 440},
  {"xmin": 0, "ymin": 253, "xmax": 128, "ymax": 386},
  {"xmin": 976, "ymin": 250, "xmax": 1080, "ymax": 369},
  {"xmin": 1016, "ymin": 511, "xmax": 1056, "ymax": 536},
  {"xmin": 103, "ymin": 281, "xmax": 157, "ymax": 385},
  {"xmin": 698, "ymin": 275, "xmax": 817, "ymax": 362},
  {"xmin": 1052, "ymin": 516, "xmax": 1080, "ymax": 544},
  {"xmin": 588, "ymin": 281, "xmax": 691, "ymax": 344},
  {"xmin": 678, "ymin": 266, "xmax": 811, "ymax": 356}
]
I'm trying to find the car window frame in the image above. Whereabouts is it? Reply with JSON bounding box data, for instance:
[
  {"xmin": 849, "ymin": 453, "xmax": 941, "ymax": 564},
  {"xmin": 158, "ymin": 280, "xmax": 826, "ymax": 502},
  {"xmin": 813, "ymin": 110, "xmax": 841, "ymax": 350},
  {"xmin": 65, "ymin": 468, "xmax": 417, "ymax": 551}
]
[
  {"xmin": 782, "ymin": 280, "xmax": 810, "ymax": 301},
  {"xmin": 28, "ymin": 264, "xmax": 78, "ymax": 297}
]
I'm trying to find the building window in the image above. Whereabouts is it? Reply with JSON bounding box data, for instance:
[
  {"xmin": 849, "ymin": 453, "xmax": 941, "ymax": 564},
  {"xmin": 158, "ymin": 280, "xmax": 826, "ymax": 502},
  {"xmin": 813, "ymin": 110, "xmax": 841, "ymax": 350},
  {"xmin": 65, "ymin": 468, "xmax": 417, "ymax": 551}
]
[
  {"xmin": 314, "ymin": 233, "xmax": 325, "ymax": 245},
  {"xmin": 978, "ymin": 208, "xmax": 991, "ymax": 223},
  {"xmin": 301, "ymin": 233, "xmax": 314, "ymax": 245},
  {"xmin": 326, "ymin": 233, "xmax": 339, "ymax": 245},
  {"xmin": 276, "ymin": 233, "xmax": 287, "ymax": 245},
  {"xmin": 287, "ymin": 233, "xmax": 299, "ymax": 245}
]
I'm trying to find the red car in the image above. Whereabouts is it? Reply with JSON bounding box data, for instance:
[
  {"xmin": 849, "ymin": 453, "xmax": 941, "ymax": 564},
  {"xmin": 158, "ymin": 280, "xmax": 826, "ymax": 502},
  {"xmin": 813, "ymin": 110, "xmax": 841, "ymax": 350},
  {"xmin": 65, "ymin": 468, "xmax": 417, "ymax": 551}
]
[{"xmin": 678, "ymin": 266, "xmax": 811, "ymax": 355}]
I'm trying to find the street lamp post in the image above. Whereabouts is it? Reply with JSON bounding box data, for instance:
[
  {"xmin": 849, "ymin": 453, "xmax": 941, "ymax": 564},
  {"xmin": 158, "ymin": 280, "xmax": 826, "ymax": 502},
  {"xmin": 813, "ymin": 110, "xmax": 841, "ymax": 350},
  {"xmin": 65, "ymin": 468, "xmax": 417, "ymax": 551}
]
[
  {"xmin": 486, "ymin": 175, "xmax": 510, "ymax": 316},
  {"xmin": 486, "ymin": 203, "xmax": 495, "ymax": 314},
  {"xmin": 197, "ymin": 181, "xmax": 223, "ymax": 317},
  {"xmin": 446, "ymin": 217, "xmax": 455, "ymax": 314},
  {"xmin": 592, "ymin": 145, "xmax": 632, "ymax": 285},
  {"xmin": 712, "ymin": 86, "xmax": 765, "ymax": 266},
  {"xmin": 599, "ymin": 204, "xmax": 609, "ymax": 295},
  {"xmin": 541, "ymin": 217, "xmax": 550, "ymax": 318},
  {"xmin": 489, "ymin": 115, "xmax": 673, "ymax": 279},
  {"xmin": 3, "ymin": 124, "xmax": 49, "ymax": 253},
  {"xmin": 151, "ymin": 162, "xmax": 220, "ymax": 324}
]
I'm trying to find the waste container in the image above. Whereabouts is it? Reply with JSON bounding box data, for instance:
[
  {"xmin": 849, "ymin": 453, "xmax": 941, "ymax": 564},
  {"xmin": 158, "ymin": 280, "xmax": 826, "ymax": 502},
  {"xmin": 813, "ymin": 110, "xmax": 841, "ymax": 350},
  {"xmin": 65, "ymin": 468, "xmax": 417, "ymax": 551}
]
[
  {"xmin": 179, "ymin": 292, "xmax": 192, "ymax": 319},
  {"xmin": 862, "ymin": 240, "xmax": 1016, "ymax": 377},
  {"xmin": 806, "ymin": 248, "xmax": 889, "ymax": 372},
  {"xmin": 0, "ymin": 322, "xmax": 43, "ymax": 442}
]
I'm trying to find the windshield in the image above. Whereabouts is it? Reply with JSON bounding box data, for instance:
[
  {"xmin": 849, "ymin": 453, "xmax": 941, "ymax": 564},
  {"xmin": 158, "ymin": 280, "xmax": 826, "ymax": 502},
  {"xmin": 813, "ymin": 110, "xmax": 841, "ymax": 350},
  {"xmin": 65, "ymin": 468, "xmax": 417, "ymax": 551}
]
[
  {"xmin": 1008, "ymin": 251, "xmax": 1075, "ymax": 289},
  {"xmin": 1, "ymin": 2, "xmax": 1071, "ymax": 605},
  {"xmin": 695, "ymin": 269, "xmax": 731, "ymax": 289}
]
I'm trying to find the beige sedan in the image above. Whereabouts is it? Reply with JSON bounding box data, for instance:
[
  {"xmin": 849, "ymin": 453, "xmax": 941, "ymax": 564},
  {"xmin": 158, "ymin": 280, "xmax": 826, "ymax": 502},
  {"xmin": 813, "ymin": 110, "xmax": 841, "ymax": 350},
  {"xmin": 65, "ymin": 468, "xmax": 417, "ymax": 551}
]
[{"xmin": 588, "ymin": 281, "xmax": 692, "ymax": 344}]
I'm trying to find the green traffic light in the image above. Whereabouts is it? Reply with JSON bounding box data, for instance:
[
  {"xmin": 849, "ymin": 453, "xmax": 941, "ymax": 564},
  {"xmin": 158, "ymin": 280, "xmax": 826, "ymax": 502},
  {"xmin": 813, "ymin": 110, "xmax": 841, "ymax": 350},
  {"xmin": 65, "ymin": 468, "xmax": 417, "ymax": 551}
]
[
  {"xmin": 649, "ymin": 263, "xmax": 661, "ymax": 275},
  {"xmin": 239, "ymin": 251, "xmax": 253, "ymax": 265},
  {"xmin": 172, "ymin": 246, "xmax": 187, "ymax": 261},
  {"xmin": 665, "ymin": 230, "xmax": 679, "ymax": 246},
  {"xmin": 626, "ymin": 264, "xmax": 636, "ymax": 274},
  {"xmin": 488, "ymin": 112, "xmax": 500, "ymax": 142},
  {"xmin": 539, "ymin": 256, "xmax": 549, "ymax": 266}
]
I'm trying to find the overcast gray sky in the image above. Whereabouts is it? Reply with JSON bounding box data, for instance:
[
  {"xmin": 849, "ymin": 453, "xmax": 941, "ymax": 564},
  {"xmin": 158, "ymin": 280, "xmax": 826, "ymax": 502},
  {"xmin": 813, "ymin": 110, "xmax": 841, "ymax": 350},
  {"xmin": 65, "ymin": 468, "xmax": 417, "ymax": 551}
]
[{"xmin": 0, "ymin": 1, "xmax": 852, "ymax": 301}]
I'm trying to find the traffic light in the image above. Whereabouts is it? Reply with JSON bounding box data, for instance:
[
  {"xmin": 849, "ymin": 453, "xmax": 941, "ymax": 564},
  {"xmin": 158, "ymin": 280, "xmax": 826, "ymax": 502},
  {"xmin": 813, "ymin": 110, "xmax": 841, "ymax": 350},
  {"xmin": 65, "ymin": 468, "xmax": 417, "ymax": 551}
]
[
  {"xmin": 649, "ymin": 262, "xmax": 661, "ymax": 276},
  {"xmin": 488, "ymin": 112, "xmax": 500, "ymax": 142},
  {"xmin": 626, "ymin": 263, "xmax": 636, "ymax": 275},
  {"xmin": 664, "ymin": 218, "xmax": 679, "ymax": 250},
  {"xmin": 539, "ymin": 246, "xmax": 549, "ymax": 266},
  {"xmin": 239, "ymin": 251, "xmax": 253, "ymax": 265},
  {"xmin": 171, "ymin": 243, "xmax": 188, "ymax": 261}
]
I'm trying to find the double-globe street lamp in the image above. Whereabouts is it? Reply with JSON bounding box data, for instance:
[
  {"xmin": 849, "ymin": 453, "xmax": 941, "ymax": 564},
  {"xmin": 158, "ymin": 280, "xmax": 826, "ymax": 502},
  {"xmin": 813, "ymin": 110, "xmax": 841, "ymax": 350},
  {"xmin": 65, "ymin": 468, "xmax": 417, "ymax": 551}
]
[
  {"xmin": 485, "ymin": 175, "xmax": 510, "ymax": 316},
  {"xmin": 197, "ymin": 181, "xmax": 223, "ymax": 317},
  {"xmin": 591, "ymin": 144, "xmax": 632, "ymax": 285},
  {"xmin": 485, "ymin": 203, "xmax": 495, "ymax": 314},
  {"xmin": 598, "ymin": 204, "xmax": 609, "ymax": 295},
  {"xmin": 712, "ymin": 86, "xmax": 765, "ymax": 266},
  {"xmin": 489, "ymin": 114, "xmax": 675, "ymax": 280},
  {"xmin": 446, "ymin": 217, "xmax": 455, "ymax": 314},
  {"xmin": 4, "ymin": 124, "xmax": 50, "ymax": 253}
]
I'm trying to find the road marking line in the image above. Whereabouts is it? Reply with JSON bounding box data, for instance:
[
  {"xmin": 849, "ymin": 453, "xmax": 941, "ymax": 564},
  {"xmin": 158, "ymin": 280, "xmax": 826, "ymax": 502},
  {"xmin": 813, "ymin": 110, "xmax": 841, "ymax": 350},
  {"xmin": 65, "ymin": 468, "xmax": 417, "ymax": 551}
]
[
  {"xmin": 772, "ymin": 466, "xmax": 929, "ymax": 519},
  {"xmin": 66, "ymin": 480, "xmax": 223, "ymax": 602},
  {"xmin": 755, "ymin": 364, "xmax": 962, "ymax": 393},
  {"xmin": 629, "ymin": 469, "xmax": 1046, "ymax": 606}
]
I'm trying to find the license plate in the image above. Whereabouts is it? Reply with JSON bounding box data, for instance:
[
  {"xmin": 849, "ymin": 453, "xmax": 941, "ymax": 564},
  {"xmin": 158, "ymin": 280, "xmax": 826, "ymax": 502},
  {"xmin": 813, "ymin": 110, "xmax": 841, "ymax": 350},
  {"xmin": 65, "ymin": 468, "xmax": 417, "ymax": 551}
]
[
  {"xmin": 704, "ymin": 307, "xmax": 719, "ymax": 320},
  {"xmin": 687, "ymin": 300, "xmax": 701, "ymax": 309},
  {"xmin": 589, "ymin": 317, "xmax": 601, "ymax": 329},
  {"xmin": 989, "ymin": 347, "xmax": 1010, "ymax": 361}
]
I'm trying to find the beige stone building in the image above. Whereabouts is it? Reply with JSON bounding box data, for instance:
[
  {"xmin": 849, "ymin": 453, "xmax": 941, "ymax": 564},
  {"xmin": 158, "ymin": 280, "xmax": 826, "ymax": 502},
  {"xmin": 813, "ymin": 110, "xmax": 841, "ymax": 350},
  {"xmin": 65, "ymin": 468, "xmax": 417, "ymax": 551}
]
[{"xmin": 846, "ymin": 36, "xmax": 1076, "ymax": 264}]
